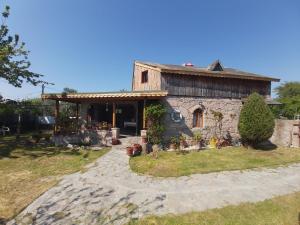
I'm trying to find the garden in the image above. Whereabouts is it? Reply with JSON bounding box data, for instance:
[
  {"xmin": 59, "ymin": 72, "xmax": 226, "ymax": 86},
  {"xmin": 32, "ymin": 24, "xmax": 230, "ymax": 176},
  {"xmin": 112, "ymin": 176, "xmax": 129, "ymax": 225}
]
[{"xmin": 129, "ymin": 93, "xmax": 300, "ymax": 177}]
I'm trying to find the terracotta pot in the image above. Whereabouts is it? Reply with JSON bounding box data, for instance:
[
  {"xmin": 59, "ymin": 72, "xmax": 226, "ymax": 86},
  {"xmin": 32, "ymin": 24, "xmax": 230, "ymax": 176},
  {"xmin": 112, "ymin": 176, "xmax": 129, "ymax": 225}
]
[
  {"xmin": 111, "ymin": 139, "xmax": 120, "ymax": 145},
  {"xmin": 126, "ymin": 147, "xmax": 133, "ymax": 156},
  {"xmin": 133, "ymin": 144, "xmax": 142, "ymax": 156},
  {"xmin": 169, "ymin": 143, "xmax": 176, "ymax": 150}
]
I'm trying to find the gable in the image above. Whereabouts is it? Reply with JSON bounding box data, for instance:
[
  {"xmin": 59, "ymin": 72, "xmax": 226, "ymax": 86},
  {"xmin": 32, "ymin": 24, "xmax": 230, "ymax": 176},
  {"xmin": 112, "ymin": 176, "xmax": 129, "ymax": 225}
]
[{"xmin": 207, "ymin": 60, "xmax": 223, "ymax": 71}]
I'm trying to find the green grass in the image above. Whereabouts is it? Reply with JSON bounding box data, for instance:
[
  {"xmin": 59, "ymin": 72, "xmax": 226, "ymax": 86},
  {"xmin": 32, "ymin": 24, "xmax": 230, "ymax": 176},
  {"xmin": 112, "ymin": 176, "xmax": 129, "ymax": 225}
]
[
  {"xmin": 130, "ymin": 147, "xmax": 300, "ymax": 177},
  {"xmin": 129, "ymin": 191, "xmax": 300, "ymax": 225},
  {"xmin": 0, "ymin": 133, "xmax": 110, "ymax": 223}
]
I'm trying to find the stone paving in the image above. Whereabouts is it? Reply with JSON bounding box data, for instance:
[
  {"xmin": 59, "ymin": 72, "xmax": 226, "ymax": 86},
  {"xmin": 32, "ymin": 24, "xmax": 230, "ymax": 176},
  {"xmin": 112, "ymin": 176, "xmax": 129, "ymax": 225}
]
[{"xmin": 9, "ymin": 137, "xmax": 300, "ymax": 225}]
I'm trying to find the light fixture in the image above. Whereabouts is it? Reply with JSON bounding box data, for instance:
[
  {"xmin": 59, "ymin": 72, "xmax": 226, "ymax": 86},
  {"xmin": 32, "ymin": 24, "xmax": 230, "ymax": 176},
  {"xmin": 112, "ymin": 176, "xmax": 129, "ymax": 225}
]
[{"xmin": 106, "ymin": 102, "xmax": 109, "ymax": 112}]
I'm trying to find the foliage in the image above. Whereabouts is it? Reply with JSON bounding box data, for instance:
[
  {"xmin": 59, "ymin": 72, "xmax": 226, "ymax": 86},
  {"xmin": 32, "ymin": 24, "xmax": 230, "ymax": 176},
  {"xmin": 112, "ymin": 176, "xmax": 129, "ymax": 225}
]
[
  {"xmin": 193, "ymin": 131, "xmax": 202, "ymax": 142},
  {"xmin": 169, "ymin": 136, "xmax": 179, "ymax": 145},
  {"xmin": 145, "ymin": 103, "xmax": 166, "ymax": 144},
  {"xmin": 61, "ymin": 87, "xmax": 78, "ymax": 97},
  {"xmin": 238, "ymin": 92, "xmax": 275, "ymax": 147},
  {"xmin": 272, "ymin": 82, "xmax": 300, "ymax": 119},
  {"xmin": 210, "ymin": 110, "xmax": 224, "ymax": 138},
  {"xmin": 179, "ymin": 134, "xmax": 186, "ymax": 142},
  {"xmin": 0, "ymin": 5, "xmax": 46, "ymax": 87}
]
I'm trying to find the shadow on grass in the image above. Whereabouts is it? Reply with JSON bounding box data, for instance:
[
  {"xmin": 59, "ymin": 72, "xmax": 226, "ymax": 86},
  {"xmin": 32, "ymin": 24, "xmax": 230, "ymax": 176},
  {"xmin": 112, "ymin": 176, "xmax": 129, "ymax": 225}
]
[
  {"xmin": 251, "ymin": 141, "xmax": 278, "ymax": 151},
  {"xmin": 0, "ymin": 134, "xmax": 81, "ymax": 159}
]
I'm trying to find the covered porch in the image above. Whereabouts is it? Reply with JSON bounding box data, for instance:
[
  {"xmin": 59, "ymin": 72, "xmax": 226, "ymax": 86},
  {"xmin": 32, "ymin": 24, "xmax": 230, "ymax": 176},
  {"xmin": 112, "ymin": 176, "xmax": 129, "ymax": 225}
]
[{"xmin": 42, "ymin": 91, "xmax": 168, "ymax": 138}]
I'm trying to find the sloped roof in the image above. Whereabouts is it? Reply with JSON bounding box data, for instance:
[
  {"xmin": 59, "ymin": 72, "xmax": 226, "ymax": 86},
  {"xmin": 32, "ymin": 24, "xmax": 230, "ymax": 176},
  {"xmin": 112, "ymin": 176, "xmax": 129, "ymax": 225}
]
[
  {"xmin": 42, "ymin": 90, "xmax": 168, "ymax": 102},
  {"xmin": 135, "ymin": 60, "xmax": 280, "ymax": 82}
]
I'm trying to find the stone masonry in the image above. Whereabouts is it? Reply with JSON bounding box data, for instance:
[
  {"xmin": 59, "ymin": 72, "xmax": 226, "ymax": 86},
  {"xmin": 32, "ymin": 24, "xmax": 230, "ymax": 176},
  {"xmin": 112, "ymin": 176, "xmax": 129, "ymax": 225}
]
[{"xmin": 162, "ymin": 96, "xmax": 243, "ymax": 140}]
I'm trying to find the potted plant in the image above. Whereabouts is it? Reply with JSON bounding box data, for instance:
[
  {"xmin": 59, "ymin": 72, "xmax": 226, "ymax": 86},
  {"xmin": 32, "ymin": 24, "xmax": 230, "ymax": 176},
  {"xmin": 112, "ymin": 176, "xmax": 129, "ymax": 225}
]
[
  {"xmin": 169, "ymin": 136, "xmax": 178, "ymax": 151},
  {"xmin": 132, "ymin": 143, "xmax": 142, "ymax": 156},
  {"xmin": 179, "ymin": 134, "xmax": 187, "ymax": 149},
  {"xmin": 126, "ymin": 146, "xmax": 133, "ymax": 156},
  {"xmin": 209, "ymin": 136, "xmax": 217, "ymax": 148},
  {"xmin": 192, "ymin": 132, "xmax": 202, "ymax": 149},
  {"xmin": 111, "ymin": 138, "xmax": 120, "ymax": 145}
]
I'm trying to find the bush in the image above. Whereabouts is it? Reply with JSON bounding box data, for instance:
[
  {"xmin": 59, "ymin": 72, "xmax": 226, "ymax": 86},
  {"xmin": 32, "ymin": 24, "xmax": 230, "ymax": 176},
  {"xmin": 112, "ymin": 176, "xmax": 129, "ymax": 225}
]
[
  {"xmin": 145, "ymin": 103, "xmax": 166, "ymax": 144},
  {"xmin": 238, "ymin": 92, "xmax": 275, "ymax": 147}
]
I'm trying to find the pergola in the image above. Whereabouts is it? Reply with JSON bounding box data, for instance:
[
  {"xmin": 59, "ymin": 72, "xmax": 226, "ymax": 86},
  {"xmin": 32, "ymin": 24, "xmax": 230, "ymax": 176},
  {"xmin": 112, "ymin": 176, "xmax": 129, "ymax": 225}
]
[{"xmin": 42, "ymin": 90, "xmax": 168, "ymax": 134}]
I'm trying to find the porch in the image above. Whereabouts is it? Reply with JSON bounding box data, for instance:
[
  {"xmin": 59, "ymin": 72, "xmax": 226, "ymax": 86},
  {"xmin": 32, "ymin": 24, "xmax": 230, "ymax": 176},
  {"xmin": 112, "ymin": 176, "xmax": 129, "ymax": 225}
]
[{"xmin": 42, "ymin": 91, "xmax": 168, "ymax": 139}]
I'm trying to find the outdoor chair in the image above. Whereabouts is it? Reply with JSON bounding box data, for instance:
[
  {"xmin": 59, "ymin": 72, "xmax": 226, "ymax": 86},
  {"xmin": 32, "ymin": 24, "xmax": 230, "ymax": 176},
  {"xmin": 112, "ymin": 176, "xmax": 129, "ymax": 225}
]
[{"xmin": 0, "ymin": 126, "xmax": 10, "ymax": 136}]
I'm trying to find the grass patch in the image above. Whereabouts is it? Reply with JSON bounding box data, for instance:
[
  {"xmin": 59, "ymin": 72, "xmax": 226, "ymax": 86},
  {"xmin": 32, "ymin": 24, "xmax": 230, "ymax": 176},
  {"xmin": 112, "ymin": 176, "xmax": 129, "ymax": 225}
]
[
  {"xmin": 129, "ymin": 191, "xmax": 300, "ymax": 225},
  {"xmin": 0, "ymin": 133, "xmax": 110, "ymax": 223},
  {"xmin": 130, "ymin": 147, "xmax": 300, "ymax": 177}
]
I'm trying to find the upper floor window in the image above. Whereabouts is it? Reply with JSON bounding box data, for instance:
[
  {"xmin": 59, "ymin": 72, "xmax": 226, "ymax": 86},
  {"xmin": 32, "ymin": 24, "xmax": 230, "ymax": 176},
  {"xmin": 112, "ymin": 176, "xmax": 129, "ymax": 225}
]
[
  {"xmin": 141, "ymin": 70, "xmax": 148, "ymax": 83},
  {"xmin": 193, "ymin": 108, "xmax": 204, "ymax": 128}
]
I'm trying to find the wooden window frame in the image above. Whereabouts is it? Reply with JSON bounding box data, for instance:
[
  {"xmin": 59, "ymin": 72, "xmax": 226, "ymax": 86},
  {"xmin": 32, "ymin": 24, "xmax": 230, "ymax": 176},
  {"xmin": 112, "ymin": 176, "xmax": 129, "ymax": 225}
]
[
  {"xmin": 193, "ymin": 109, "xmax": 204, "ymax": 128},
  {"xmin": 141, "ymin": 70, "xmax": 148, "ymax": 83}
]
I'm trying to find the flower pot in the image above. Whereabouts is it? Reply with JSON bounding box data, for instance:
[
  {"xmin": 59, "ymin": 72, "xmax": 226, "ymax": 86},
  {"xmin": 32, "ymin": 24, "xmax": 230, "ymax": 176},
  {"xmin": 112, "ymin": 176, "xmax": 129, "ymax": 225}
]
[
  {"xmin": 133, "ymin": 144, "xmax": 142, "ymax": 156},
  {"xmin": 169, "ymin": 143, "xmax": 176, "ymax": 151},
  {"xmin": 126, "ymin": 146, "xmax": 133, "ymax": 156},
  {"xmin": 111, "ymin": 139, "xmax": 120, "ymax": 145}
]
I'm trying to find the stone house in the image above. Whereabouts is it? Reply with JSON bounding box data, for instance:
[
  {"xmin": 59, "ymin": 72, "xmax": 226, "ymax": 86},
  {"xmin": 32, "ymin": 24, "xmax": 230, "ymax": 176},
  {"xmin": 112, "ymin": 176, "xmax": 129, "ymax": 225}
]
[{"xmin": 43, "ymin": 60, "xmax": 280, "ymax": 140}]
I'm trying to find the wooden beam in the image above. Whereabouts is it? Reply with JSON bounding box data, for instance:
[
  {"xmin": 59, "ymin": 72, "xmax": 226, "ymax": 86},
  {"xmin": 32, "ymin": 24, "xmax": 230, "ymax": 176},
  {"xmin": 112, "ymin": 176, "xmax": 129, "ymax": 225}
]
[
  {"xmin": 76, "ymin": 103, "xmax": 79, "ymax": 131},
  {"xmin": 112, "ymin": 102, "xmax": 116, "ymax": 128},
  {"xmin": 54, "ymin": 100, "xmax": 59, "ymax": 133},
  {"xmin": 143, "ymin": 99, "xmax": 147, "ymax": 129}
]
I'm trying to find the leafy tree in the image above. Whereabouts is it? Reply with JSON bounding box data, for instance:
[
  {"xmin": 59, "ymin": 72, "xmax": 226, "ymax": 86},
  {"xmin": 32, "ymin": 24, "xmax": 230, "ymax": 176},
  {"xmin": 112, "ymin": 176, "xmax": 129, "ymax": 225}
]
[
  {"xmin": 62, "ymin": 87, "xmax": 77, "ymax": 94},
  {"xmin": 272, "ymin": 82, "xmax": 300, "ymax": 119},
  {"xmin": 238, "ymin": 92, "xmax": 275, "ymax": 147},
  {"xmin": 0, "ymin": 5, "xmax": 46, "ymax": 87}
]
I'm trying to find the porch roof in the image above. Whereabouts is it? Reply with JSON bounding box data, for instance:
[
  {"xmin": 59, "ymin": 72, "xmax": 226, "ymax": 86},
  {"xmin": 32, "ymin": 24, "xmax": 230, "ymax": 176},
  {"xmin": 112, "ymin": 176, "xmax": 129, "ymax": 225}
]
[{"xmin": 42, "ymin": 90, "xmax": 168, "ymax": 103}]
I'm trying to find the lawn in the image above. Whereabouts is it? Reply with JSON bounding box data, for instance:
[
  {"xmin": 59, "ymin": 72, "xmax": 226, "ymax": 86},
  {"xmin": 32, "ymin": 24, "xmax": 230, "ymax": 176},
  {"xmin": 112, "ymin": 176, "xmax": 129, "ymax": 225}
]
[
  {"xmin": 0, "ymin": 133, "xmax": 110, "ymax": 223},
  {"xmin": 129, "ymin": 191, "xmax": 300, "ymax": 225},
  {"xmin": 130, "ymin": 147, "xmax": 300, "ymax": 177}
]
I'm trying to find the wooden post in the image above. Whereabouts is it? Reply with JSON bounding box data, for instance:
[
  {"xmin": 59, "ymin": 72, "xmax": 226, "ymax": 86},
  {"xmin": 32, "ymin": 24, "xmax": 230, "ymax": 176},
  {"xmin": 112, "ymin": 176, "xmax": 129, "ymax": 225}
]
[
  {"xmin": 54, "ymin": 100, "xmax": 59, "ymax": 133},
  {"xmin": 135, "ymin": 102, "xmax": 138, "ymax": 136},
  {"xmin": 76, "ymin": 103, "xmax": 79, "ymax": 131},
  {"xmin": 112, "ymin": 102, "xmax": 116, "ymax": 128},
  {"xmin": 143, "ymin": 99, "xmax": 147, "ymax": 129}
]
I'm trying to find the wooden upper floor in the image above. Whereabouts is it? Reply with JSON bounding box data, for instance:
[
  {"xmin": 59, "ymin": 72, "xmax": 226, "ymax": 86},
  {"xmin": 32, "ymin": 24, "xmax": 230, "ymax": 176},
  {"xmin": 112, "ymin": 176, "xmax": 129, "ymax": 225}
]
[{"xmin": 132, "ymin": 60, "xmax": 280, "ymax": 98}]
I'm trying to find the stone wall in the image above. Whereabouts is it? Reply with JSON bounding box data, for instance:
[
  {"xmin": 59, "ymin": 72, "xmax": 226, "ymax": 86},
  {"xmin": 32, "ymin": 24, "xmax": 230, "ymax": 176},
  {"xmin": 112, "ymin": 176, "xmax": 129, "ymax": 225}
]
[
  {"xmin": 270, "ymin": 119, "xmax": 299, "ymax": 147},
  {"xmin": 161, "ymin": 96, "xmax": 243, "ymax": 140}
]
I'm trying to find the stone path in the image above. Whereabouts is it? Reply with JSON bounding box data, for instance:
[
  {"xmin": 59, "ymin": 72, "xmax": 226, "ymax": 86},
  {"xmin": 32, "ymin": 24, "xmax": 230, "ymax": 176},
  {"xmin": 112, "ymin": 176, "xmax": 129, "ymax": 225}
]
[{"xmin": 9, "ymin": 137, "xmax": 300, "ymax": 225}]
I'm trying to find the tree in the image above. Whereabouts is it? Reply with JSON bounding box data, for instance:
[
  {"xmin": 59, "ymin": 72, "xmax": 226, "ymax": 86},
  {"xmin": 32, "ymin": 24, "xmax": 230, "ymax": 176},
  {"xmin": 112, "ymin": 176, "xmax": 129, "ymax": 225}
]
[
  {"xmin": 272, "ymin": 82, "xmax": 300, "ymax": 119},
  {"xmin": 62, "ymin": 87, "xmax": 77, "ymax": 94},
  {"xmin": 0, "ymin": 5, "xmax": 46, "ymax": 87},
  {"xmin": 238, "ymin": 92, "xmax": 275, "ymax": 147}
]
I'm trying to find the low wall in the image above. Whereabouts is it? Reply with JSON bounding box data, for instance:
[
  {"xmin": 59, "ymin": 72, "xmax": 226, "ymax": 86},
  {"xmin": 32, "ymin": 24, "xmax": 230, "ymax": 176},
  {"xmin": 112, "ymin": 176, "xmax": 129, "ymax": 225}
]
[{"xmin": 270, "ymin": 119, "xmax": 299, "ymax": 147}]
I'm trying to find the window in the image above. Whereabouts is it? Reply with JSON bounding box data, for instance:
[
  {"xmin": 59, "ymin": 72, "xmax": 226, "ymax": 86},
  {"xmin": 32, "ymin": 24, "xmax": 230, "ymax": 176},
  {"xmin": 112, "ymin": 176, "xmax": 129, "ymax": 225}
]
[
  {"xmin": 141, "ymin": 70, "xmax": 148, "ymax": 83},
  {"xmin": 193, "ymin": 109, "xmax": 204, "ymax": 128}
]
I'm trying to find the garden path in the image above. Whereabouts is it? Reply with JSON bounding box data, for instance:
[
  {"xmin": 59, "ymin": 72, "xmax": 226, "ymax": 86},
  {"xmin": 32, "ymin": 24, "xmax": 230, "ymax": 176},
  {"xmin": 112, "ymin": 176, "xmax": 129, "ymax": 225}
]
[{"xmin": 9, "ymin": 137, "xmax": 300, "ymax": 225}]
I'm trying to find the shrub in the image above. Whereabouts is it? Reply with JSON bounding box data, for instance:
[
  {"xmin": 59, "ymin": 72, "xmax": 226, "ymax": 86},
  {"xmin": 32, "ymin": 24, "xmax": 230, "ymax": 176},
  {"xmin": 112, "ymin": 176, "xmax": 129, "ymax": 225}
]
[
  {"xmin": 238, "ymin": 92, "xmax": 275, "ymax": 147},
  {"xmin": 145, "ymin": 103, "xmax": 166, "ymax": 144}
]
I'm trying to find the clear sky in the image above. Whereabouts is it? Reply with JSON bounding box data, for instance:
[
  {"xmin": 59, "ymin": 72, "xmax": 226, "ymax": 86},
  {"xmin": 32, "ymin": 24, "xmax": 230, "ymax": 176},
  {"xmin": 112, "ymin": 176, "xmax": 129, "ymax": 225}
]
[{"xmin": 0, "ymin": 0, "xmax": 299, "ymax": 100}]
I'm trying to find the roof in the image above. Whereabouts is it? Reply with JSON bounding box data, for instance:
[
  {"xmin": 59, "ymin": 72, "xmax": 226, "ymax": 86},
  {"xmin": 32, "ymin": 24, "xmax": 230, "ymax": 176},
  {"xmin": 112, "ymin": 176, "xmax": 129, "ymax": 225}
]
[
  {"xmin": 42, "ymin": 90, "xmax": 168, "ymax": 102},
  {"xmin": 135, "ymin": 60, "xmax": 280, "ymax": 82}
]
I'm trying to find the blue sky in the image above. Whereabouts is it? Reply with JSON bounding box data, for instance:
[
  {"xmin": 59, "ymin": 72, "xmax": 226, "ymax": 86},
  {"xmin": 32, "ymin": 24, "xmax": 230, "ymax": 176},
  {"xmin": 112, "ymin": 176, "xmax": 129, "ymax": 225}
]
[{"xmin": 1, "ymin": 0, "xmax": 299, "ymax": 99}]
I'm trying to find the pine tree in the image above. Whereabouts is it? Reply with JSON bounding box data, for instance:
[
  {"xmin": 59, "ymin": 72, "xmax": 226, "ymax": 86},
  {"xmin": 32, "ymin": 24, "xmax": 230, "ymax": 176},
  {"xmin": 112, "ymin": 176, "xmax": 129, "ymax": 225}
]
[{"xmin": 238, "ymin": 92, "xmax": 275, "ymax": 147}]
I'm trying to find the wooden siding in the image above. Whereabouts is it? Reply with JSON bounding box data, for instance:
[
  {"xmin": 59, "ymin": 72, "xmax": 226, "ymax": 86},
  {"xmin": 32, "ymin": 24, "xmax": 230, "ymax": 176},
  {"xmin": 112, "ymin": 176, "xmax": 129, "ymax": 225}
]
[
  {"xmin": 161, "ymin": 73, "xmax": 271, "ymax": 98},
  {"xmin": 132, "ymin": 64, "xmax": 161, "ymax": 91}
]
